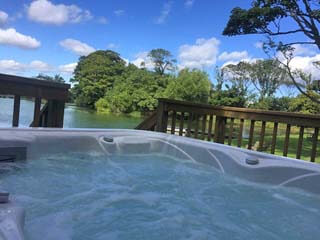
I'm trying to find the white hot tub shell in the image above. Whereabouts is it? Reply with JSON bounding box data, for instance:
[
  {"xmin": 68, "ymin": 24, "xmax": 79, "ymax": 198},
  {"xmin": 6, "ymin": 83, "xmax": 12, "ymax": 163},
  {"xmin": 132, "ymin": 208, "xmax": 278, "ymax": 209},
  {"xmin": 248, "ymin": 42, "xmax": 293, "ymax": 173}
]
[{"xmin": 0, "ymin": 128, "xmax": 320, "ymax": 240}]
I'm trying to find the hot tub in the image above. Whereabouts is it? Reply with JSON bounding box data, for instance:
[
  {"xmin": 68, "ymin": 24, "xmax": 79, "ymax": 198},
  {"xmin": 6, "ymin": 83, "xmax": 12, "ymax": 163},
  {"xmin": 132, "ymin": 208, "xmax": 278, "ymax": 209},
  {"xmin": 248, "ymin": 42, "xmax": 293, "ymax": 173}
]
[{"xmin": 0, "ymin": 128, "xmax": 319, "ymax": 240}]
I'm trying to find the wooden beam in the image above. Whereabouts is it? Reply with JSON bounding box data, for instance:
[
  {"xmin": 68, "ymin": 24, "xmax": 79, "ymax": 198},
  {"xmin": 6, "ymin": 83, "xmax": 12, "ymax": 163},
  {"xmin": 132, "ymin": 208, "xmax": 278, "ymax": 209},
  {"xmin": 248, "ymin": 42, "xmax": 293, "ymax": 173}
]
[
  {"xmin": 12, "ymin": 95, "xmax": 20, "ymax": 127},
  {"xmin": 283, "ymin": 124, "xmax": 291, "ymax": 157},
  {"xmin": 248, "ymin": 120, "xmax": 255, "ymax": 150},
  {"xmin": 270, "ymin": 122, "xmax": 278, "ymax": 154},
  {"xmin": 179, "ymin": 112, "xmax": 185, "ymax": 136},
  {"xmin": 296, "ymin": 126, "xmax": 304, "ymax": 159},
  {"xmin": 32, "ymin": 97, "xmax": 41, "ymax": 127},
  {"xmin": 311, "ymin": 127, "xmax": 319, "ymax": 162},
  {"xmin": 170, "ymin": 111, "xmax": 177, "ymax": 135}
]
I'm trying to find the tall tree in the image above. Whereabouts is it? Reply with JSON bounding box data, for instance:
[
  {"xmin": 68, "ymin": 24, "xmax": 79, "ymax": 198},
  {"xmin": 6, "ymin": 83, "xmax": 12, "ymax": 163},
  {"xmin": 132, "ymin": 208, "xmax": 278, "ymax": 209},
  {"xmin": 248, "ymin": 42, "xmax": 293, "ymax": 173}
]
[
  {"xmin": 223, "ymin": 0, "xmax": 320, "ymax": 103},
  {"xmin": 223, "ymin": 60, "xmax": 289, "ymax": 101},
  {"xmin": 223, "ymin": 0, "xmax": 320, "ymax": 49},
  {"xmin": 147, "ymin": 48, "xmax": 176, "ymax": 75},
  {"xmin": 247, "ymin": 59, "xmax": 288, "ymax": 100},
  {"xmin": 222, "ymin": 61, "xmax": 252, "ymax": 94},
  {"xmin": 96, "ymin": 64, "xmax": 168, "ymax": 113},
  {"xmin": 163, "ymin": 69, "xmax": 211, "ymax": 103},
  {"xmin": 71, "ymin": 50, "xmax": 126, "ymax": 108}
]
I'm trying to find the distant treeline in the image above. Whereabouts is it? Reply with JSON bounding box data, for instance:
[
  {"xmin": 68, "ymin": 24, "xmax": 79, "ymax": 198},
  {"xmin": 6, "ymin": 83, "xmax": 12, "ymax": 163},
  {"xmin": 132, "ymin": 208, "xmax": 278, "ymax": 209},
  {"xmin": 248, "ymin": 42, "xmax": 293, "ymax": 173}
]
[{"xmin": 35, "ymin": 49, "xmax": 320, "ymax": 115}]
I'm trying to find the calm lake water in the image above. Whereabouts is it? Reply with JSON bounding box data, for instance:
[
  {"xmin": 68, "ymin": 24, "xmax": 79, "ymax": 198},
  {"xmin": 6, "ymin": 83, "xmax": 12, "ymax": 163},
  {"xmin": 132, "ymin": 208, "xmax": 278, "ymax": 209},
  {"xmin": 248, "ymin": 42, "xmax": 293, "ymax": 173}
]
[{"xmin": 0, "ymin": 98, "xmax": 142, "ymax": 129}]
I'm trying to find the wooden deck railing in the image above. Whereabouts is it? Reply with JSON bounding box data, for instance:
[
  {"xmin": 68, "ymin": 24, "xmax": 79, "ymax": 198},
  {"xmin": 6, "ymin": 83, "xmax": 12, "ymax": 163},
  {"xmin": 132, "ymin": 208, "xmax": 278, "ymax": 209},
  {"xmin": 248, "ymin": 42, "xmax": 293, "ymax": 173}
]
[
  {"xmin": 0, "ymin": 73, "xmax": 70, "ymax": 128},
  {"xmin": 136, "ymin": 98, "xmax": 320, "ymax": 162}
]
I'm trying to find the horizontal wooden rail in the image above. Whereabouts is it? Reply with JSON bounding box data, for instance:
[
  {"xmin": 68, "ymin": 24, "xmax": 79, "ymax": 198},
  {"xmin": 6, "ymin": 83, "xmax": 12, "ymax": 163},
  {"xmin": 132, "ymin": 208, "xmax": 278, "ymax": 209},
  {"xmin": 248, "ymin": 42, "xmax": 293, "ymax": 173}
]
[
  {"xmin": 136, "ymin": 98, "xmax": 320, "ymax": 162},
  {"xmin": 0, "ymin": 73, "xmax": 70, "ymax": 128}
]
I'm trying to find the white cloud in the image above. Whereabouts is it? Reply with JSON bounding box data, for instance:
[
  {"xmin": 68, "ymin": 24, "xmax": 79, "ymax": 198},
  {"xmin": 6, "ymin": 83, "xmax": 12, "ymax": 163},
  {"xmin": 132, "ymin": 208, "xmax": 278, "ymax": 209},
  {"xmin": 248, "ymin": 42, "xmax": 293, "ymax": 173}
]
[
  {"xmin": 107, "ymin": 43, "xmax": 118, "ymax": 49},
  {"xmin": 185, "ymin": 0, "xmax": 195, "ymax": 8},
  {"xmin": 29, "ymin": 60, "xmax": 52, "ymax": 72},
  {"xmin": 218, "ymin": 51, "xmax": 249, "ymax": 62},
  {"xmin": 131, "ymin": 52, "xmax": 154, "ymax": 69},
  {"xmin": 97, "ymin": 17, "xmax": 108, "ymax": 24},
  {"xmin": 0, "ymin": 10, "xmax": 8, "ymax": 26},
  {"xmin": 287, "ymin": 54, "xmax": 320, "ymax": 80},
  {"xmin": 0, "ymin": 60, "xmax": 26, "ymax": 74},
  {"xmin": 178, "ymin": 37, "xmax": 220, "ymax": 69},
  {"xmin": 60, "ymin": 38, "xmax": 95, "ymax": 56},
  {"xmin": 114, "ymin": 10, "xmax": 125, "ymax": 16},
  {"xmin": 155, "ymin": 2, "xmax": 172, "ymax": 24},
  {"xmin": 59, "ymin": 62, "xmax": 77, "ymax": 74},
  {"xmin": 254, "ymin": 41, "xmax": 263, "ymax": 49},
  {"xmin": 0, "ymin": 28, "xmax": 41, "ymax": 49},
  {"xmin": 290, "ymin": 44, "xmax": 317, "ymax": 57},
  {"xmin": 27, "ymin": 0, "xmax": 92, "ymax": 25},
  {"xmin": 0, "ymin": 59, "xmax": 54, "ymax": 74}
]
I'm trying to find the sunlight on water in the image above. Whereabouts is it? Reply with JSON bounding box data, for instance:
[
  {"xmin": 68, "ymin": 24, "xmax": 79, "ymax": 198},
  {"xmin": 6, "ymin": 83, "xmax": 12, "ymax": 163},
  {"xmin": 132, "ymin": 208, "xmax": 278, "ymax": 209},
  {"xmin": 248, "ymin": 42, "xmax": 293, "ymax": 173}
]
[{"xmin": 1, "ymin": 153, "xmax": 319, "ymax": 240}]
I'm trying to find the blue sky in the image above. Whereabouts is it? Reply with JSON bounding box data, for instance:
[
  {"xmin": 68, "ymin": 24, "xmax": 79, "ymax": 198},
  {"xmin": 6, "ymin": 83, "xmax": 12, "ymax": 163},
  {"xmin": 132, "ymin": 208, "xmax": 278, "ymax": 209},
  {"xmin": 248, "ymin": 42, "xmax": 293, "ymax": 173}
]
[{"xmin": 0, "ymin": 0, "xmax": 319, "ymax": 84}]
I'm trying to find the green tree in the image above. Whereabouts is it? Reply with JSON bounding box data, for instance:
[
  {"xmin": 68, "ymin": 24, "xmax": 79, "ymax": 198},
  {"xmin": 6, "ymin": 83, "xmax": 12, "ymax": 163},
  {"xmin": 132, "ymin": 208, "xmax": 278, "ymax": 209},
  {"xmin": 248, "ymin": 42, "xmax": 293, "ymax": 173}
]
[
  {"xmin": 249, "ymin": 96, "xmax": 291, "ymax": 111},
  {"xmin": 209, "ymin": 67, "xmax": 248, "ymax": 107},
  {"xmin": 250, "ymin": 60, "xmax": 289, "ymax": 100},
  {"xmin": 223, "ymin": 0, "xmax": 320, "ymax": 104},
  {"xmin": 222, "ymin": 61, "xmax": 252, "ymax": 94},
  {"xmin": 71, "ymin": 50, "xmax": 126, "ymax": 108},
  {"xmin": 224, "ymin": 59, "xmax": 288, "ymax": 101},
  {"xmin": 96, "ymin": 64, "xmax": 169, "ymax": 113},
  {"xmin": 223, "ymin": 0, "xmax": 320, "ymax": 49},
  {"xmin": 35, "ymin": 74, "xmax": 65, "ymax": 83},
  {"xmin": 147, "ymin": 48, "xmax": 176, "ymax": 75},
  {"xmin": 209, "ymin": 85, "xmax": 248, "ymax": 107},
  {"xmin": 289, "ymin": 91, "xmax": 320, "ymax": 114},
  {"xmin": 163, "ymin": 69, "xmax": 211, "ymax": 103}
]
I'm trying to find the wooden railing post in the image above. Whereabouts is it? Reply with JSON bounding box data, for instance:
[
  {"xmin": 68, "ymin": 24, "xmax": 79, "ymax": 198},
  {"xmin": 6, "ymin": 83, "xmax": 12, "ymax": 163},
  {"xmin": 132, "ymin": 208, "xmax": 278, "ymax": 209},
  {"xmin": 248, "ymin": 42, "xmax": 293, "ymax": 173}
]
[
  {"xmin": 12, "ymin": 95, "xmax": 20, "ymax": 127},
  {"xmin": 47, "ymin": 100, "xmax": 65, "ymax": 128},
  {"xmin": 32, "ymin": 97, "xmax": 41, "ymax": 127},
  {"xmin": 155, "ymin": 100, "xmax": 168, "ymax": 133},
  {"xmin": 214, "ymin": 116, "xmax": 226, "ymax": 144}
]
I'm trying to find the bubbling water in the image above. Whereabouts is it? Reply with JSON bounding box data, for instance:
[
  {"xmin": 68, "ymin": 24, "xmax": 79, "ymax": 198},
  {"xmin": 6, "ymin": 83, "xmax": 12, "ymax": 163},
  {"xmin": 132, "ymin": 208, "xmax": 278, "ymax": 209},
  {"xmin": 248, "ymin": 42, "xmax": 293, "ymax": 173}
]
[{"xmin": 1, "ymin": 152, "xmax": 319, "ymax": 240}]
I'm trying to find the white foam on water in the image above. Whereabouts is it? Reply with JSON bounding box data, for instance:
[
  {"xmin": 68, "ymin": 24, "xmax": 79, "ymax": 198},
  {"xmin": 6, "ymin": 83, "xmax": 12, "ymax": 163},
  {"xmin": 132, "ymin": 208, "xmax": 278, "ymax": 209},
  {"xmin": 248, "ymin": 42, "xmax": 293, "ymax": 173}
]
[{"xmin": 1, "ymin": 152, "xmax": 320, "ymax": 240}]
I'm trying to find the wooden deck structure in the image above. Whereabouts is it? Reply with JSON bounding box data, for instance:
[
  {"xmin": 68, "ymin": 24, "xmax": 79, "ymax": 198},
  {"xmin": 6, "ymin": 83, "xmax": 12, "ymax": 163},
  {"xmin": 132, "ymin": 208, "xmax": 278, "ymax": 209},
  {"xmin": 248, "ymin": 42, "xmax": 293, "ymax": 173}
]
[
  {"xmin": 0, "ymin": 73, "xmax": 70, "ymax": 128},
  {"xmin": 136, "ymin": 98, "xmax": 320, "ymax": 162}
]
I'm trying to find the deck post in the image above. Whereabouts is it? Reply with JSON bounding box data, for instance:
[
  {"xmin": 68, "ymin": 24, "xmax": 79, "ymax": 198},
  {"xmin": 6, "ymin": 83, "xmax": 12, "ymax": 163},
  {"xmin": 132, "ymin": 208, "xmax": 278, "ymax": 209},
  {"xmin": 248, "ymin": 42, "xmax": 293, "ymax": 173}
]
[
  {"xmin": 214, "ymin": 116, "xmax": 226, "ymax": 144},
  {"xmin": 155, "ymin": 100, "xmax": 168, "ymax": 133},
  {"xmin": 12, "ymin": 95, "xmax": 21, "ymax": 127},
  {"xmin": 47, "ymin": 100, "xmax": 65, "ymax": 128}
]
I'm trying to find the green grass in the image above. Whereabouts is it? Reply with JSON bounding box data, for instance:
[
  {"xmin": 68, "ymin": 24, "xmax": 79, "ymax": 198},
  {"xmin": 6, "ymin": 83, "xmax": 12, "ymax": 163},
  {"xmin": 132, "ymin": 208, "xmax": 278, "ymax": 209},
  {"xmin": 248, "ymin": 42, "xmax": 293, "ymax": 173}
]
[
  {"xmin": 227, "ymin": 122, "xmax": 320, "ymax": 163},
  {"xmin": 227, "ymin": 133, "xmax": 319, "ymax": 163}
]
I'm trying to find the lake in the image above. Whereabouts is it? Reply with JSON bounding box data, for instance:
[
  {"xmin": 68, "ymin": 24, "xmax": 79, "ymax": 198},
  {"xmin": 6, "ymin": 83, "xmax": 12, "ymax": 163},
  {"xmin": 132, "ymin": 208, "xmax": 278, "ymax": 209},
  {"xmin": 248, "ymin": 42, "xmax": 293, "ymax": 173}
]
[{"xmin": 0, "ymin": 98, "xmax": 142, "ymax": 129}]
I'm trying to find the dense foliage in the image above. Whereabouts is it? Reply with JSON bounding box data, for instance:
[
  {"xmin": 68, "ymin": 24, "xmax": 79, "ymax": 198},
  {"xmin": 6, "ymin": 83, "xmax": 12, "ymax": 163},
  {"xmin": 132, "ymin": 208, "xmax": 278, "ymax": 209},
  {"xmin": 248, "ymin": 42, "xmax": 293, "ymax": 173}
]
[
  {"xmin": 95, "ymin": 64, "xmax": 167, "ymax": 113},
  {"xmin": 223, "ymin": 0, "xmax": 320, "ymax": 50},
  {"xmin": 71, "ymin": 50, "xmax": 126, "ymax": 108},
  {"xmin": 70, "ymin": 49, "xmax": 320, "ymax": 115},
  {"xmin": 223, "ymin": 0, "xmax": 320, "ymax": 105},
  {"xmin": 35, "ymin": 74, "xmax": 65, "ymax": 83},
  {"xmin": 71, "ymin": 50, "xmax": 211, "ymax": 114},
  {"xmin": 163, "ymin": 69, "xmax": 211, "ymax": 103},
  {"xmin": 223, "ymin": 59, "xmax": 289, "ymax": 101}
]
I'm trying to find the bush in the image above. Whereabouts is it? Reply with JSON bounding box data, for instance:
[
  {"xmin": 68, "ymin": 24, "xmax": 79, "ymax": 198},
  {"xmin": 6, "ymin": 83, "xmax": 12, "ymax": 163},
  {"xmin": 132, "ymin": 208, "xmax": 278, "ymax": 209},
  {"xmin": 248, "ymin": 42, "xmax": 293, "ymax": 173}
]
[
  {"xmin": 289, "ymin": 91, "xmax": 320, "ymax": 114},
  {"xmin": 209, "ymin": 85, "xmax": 247, "ymax": 107},
  {"xmin": 163, "ymin": 69, "xmax": 211, "ymax": 103},
  {"xmin": 249, "ymin": 97, "xmax": 291, "ymax": 111}
]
